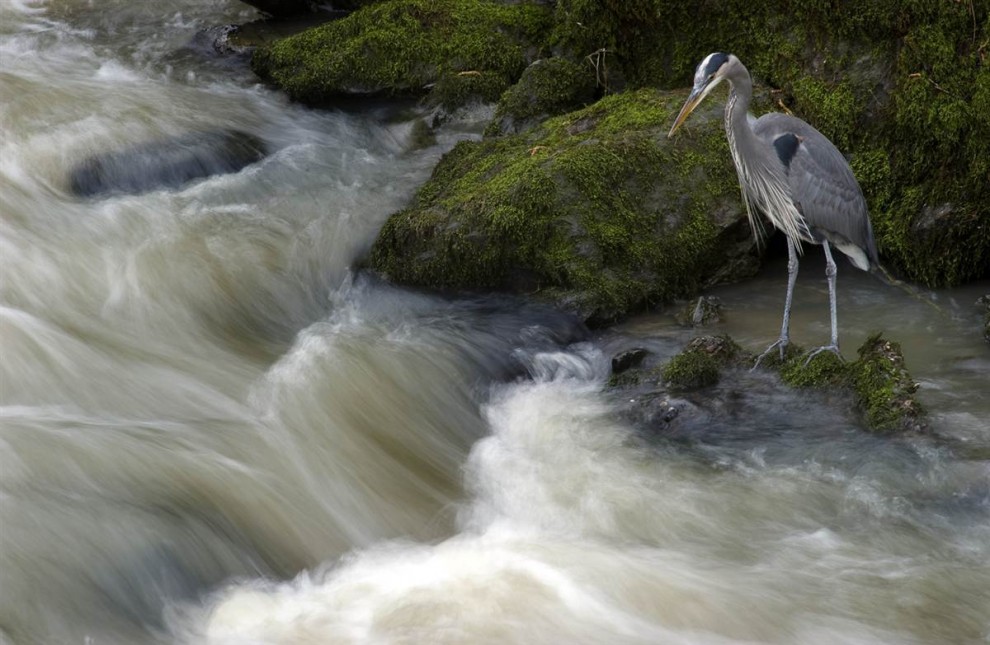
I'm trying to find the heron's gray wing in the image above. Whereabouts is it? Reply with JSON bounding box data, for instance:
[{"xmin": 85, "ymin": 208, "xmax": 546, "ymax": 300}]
[{"xmin": 753, "ymin": 113, "xmax": 878, "ymax": 268}]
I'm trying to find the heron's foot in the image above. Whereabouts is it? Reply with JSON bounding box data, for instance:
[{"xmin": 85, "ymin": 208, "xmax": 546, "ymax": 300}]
[
  {"xmin": 752, "ymin": 337, "xmax": 788, "ymax": 370},
  {"xmin": 803, "ymin": 344, "xmax": 843, "ymax": 366}
]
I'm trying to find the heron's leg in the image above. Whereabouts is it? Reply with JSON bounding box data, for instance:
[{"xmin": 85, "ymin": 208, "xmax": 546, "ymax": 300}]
[
  {"xmin": 753, "ymin": 237, "xmax": 799, "ymax": 369},
  {"xmin": 804, "ymin": 240, "xmax": 842, "ymax": 365}
]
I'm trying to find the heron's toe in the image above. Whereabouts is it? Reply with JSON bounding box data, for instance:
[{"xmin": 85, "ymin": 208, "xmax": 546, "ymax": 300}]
[
  {"xmin": 803, "ymin": 344, "xmax": 843, "ymax": 366},
  {"xmin": 752, "ymin": 338, "xmax": 789, "ymax": 370}
]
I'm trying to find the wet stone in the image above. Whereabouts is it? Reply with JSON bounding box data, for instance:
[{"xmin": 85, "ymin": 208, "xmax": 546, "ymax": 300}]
[
  {"xmin": 675, "ymin": 295, "xmax": 724, "ymax": 327},
  {"xmin": 611, "ymin": 348, "xmax": 650, "ymax": 375},
  {"xmin": 68, "ymin": 129, "xmax": 268, "ymax": 198}
]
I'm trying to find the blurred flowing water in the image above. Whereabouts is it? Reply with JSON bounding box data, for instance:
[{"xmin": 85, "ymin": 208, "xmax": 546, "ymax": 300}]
[{"xmin": 2, "ymin": 2, "xmax": 988, "ymax": 644}]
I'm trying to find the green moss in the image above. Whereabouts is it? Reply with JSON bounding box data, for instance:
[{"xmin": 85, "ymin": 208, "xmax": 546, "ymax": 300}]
[
  {"xmin": 427, "ymin": 71, "xmax": 511, "ymax": 112},
  {"xmin": 660, "ymin": 334, "xmax": 743, "ymax": 390},
  {"xmin": 486, "ymin": 57, "xmax": 597, "ymax": 135},
  {"xmin": 252, "ymin": 0, "xmax": 552, "ymax": 104},
  {"xmin": 779, "ymin": 351, "xmax": 850, "ymax": 388},
  {"xmin": 662, "ymin": 351, "xmax": 720, "ymax": 390},
  {"xmin": 849, "ymin": 333, "xmax": 926, "ymax": 432},
  {"xmin": 370, "ymin": 88, "xmax": 752, "ymax": 323},
  {"xmin": 790, "ymin": 78, "xmax": 857, "ymax": 150}
]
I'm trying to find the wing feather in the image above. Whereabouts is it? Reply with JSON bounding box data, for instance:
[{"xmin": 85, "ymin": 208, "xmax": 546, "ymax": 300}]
[{"xmin": 753, "ymin": 113, "xmax": 878, "ymax": 267}]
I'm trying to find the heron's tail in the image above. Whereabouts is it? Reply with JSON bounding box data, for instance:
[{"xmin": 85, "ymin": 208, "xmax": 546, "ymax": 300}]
[{"xmin": 868, "ymin": 263, "xmax": 947, "ymax": 316}]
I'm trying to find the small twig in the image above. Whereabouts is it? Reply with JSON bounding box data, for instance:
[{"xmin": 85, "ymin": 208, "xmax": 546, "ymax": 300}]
[
  {"xmin": 907, "ymin": 72, "xmax": 960, "ymax": 99},
  {"xmin": 585, "ymin": 48, "xmax": 610, "ymax": 92}
]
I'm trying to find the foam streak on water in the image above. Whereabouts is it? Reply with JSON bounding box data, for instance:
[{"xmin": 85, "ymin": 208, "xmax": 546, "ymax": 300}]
[{"xmin": 2, "ymin": 3, "xmax": 989, "ymax": 644}]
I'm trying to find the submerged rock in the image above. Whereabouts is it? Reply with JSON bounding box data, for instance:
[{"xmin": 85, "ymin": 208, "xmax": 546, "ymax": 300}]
[
  {"xmin": 610, "ymin": 333, "xmax": 927, "ymax": 435},
  {"xmin": 611, "ymin": 347, "xmax": 650, "ymax": 376},
  {"xmin": 674, "ymin": 295, "xmax": 724, "ymax": 327},
  {"xmin": 368, "ymin": 88, "xmax": 761, "ymax": 325},
  {"xmin": 68, "ymin": 130, "xmax": 268, "ymax": 198}
]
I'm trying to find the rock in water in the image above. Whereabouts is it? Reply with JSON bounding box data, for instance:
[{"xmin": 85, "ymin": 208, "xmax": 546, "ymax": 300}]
[{"xmin": 68, "ymin": 129, "xmax": 268, "ymax": 198}]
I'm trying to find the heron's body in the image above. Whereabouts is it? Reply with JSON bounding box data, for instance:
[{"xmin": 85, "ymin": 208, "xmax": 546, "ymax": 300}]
[{"xmin": 669, "ymin": 53, "xmax": 879, "ymax": 363}]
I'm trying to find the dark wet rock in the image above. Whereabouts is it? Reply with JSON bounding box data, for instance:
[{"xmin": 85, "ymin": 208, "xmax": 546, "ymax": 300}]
[
  {"xmin": 226, "ymin": 11, "xmax": 348, "ymax": 52},
  {"xmin": 484, "ymin": 57, "xmax": 598, "ymax": 136},
  {"xmin": 68, "ymin": 130, "xmax": 268, "ymax": 198},
  {"xmin": 239, "ymin": 0, "xmax": 374, "ymax": 18},
  {"xmin": 675, "ymin": 295, "xmax": 724, "ymax": 327},
  {"xmin": 611, "ymin": 347, "xmax": 649, "ymax": 376},
  {"xmin": 368, "ymin": 88, "xmax": 762, "ymax": 326},
  {"xmin": 188, "ymin": 25, "xmax": 248, "ymax": 57}
]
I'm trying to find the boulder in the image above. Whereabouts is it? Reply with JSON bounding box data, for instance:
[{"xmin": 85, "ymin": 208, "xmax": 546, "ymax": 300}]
[
  {"xmin": 68, "ymin": 129, "xmax": 267, "ymax": 198},
  {"xmin": 485, "ymin": 57, "xmax": 598, "ymax": 136},
  {"xmin": 368, "ymin": 88, "xmax": 761, "ymax": 325},
  {"xmin": 250, "ymin": 0, "xmax": 551, "ymax": 106}
]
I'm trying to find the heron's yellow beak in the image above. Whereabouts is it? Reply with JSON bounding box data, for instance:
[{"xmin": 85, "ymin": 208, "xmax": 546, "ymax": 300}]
[{"xmin": 667, "ymin": 87, "xmax": 705, "ymax": 138}]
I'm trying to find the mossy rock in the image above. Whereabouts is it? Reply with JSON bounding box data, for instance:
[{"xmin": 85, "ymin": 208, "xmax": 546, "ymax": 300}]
[
  {"xmin": 426, "ymin": 71, "xmax": 511, "ymax": 115},
  {"xmin": 850, "ymin": 334, "xmax": 926, "ymax": 433},
  {"xmin": 769, "ymin": 334, "xmax": 926, "ymax": 433},
  {"xmin": 251, "ymin": 0, "xmax": 551, "ymax": 106},
  {"xmin": 485, "ymin": 57, "xmax": 598, "ymax": 136},
  {"xmin": 368, "ymin": 88, "xmax": 762, "ymax": 325},
  {"xmin": 779, "ymin": 350, "xmax": 850, "ymax": 388},
  {"xmin": 661, "ymin": 335, "xmax": 743, "ymax": 390},
  {"xmin": 547, "ymin": 0, "xmax": 989, "ymax": 288}
]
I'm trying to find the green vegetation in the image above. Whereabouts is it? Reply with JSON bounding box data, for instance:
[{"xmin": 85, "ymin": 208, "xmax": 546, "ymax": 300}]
[
  {"xmin": 251, "ymin": 0, "xmax": 551, "ymax": 104},
  {"xmin": 547, "ymin": 0, "xmax": 989, "ymax": 287},
  {"xmin": 779, "ymin": 350, "xmax": 849, "ymax": 388},
  {"xmin": 485, "ymin": 57, "xmax": 598, "ymax": 135},
  {"xmin": 643, "ymin": 332, "xmax": 926, "ymax": 432},
  {"xmin": 369, "ymin": 88, "xmax": 760, "ymax": 324},
  {"xmin": 661, "ymin": 335, "xmax": 742, "ymax": 390},
  {"xmin": 661, "ymin": 351, "xmax": 720, "ymax": 390},
  {"xmin": 850, "ymin": 333, "xmax": 926, "ymax": 432}
]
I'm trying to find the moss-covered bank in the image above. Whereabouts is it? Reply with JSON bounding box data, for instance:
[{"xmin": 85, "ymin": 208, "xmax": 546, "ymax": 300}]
[
  {"xmin": 368, "ymin": 88, "xmax": 761, "ymax": 325},
  {"xmin": 549, "ymin": 0, "xmax": 989, "ymax": 287},
  {"xmin": 251, "ymin": 0, "xmax": 551, "ymax": 105}
]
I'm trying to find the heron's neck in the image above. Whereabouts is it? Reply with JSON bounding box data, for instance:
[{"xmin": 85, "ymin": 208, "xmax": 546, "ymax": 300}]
[{"xmin": 724, "ymin": 73, "xmax": 755, "ymax": 153}]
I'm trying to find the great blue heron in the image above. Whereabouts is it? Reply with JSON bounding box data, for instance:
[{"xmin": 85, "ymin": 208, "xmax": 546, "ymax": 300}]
[{"xmin": 668, "ymin": 53, "xmax": 879, "ymax": 366}]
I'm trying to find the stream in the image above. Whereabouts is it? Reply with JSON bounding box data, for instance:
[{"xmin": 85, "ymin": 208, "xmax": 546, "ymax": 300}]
[{"xmin": 2, "ymin": 2, "xmax": 988, "ymax": 643}]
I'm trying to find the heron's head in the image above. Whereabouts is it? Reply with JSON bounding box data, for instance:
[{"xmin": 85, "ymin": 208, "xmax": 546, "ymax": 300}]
[{"xmin": 667, "ymin": 52, "xmax": 736, "ymax": 138}]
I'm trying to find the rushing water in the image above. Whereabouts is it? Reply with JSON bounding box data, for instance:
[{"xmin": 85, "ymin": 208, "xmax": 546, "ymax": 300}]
[{"xmin": 2, "ymin": 2, "xmax": 988, "ymax": 644}]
